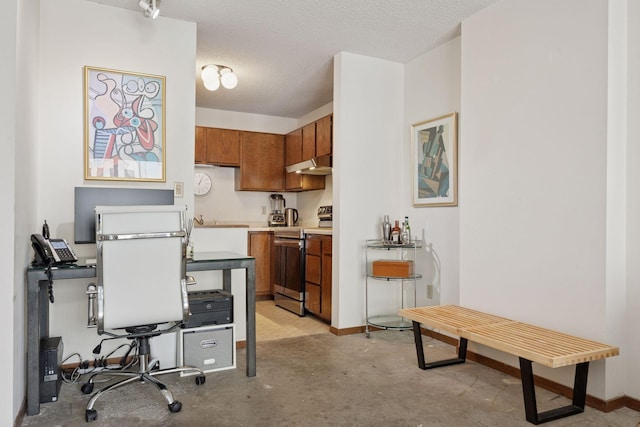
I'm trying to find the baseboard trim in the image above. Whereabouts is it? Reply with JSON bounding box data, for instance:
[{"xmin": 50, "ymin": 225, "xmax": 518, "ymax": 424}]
[
  {"xmin": 329, "ymin": 325, "xmax": 364, "ymax": 336},
  {"xmin": 14, "ymin": 396, "xmax": 26, "ymax": 427},
  {"xmin": 625, "ymin": 395, "xmax": 640, "ymax": 412}
]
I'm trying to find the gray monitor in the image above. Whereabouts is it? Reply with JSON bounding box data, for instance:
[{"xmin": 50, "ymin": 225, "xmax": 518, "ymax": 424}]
[{"xmin": 74, "ymin": 187, "xmax": 174, "ymax": 244}]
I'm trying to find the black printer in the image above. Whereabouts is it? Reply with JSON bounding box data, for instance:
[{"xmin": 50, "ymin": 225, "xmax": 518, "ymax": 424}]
[{"xmin": 183, "ymin": 289, "xmax": 233, "ymax": 328}]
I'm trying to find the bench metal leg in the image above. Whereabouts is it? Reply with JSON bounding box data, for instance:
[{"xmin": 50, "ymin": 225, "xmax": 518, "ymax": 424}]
[
  {"xmin": 411, "ymin": 321, "xmax": 468, "ymax": 370},
  {"xmin": 519, "ymin": 358, "xmax": 589, "ymax": 425}
]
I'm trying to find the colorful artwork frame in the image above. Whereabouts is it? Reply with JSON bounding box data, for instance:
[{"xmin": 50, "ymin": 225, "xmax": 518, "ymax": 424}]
[
  {"xmin": 84, "ymin": 66, "xmax": 166, "ymax": 181},
  {"xmin": 411, "ymin": 112, "xmax": 458, "ymax": 207}
]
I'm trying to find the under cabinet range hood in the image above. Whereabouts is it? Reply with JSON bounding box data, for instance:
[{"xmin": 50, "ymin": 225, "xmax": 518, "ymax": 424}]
[{"xmin": 285, "ymin": 156, "xmax": 332, "ymax": 175}]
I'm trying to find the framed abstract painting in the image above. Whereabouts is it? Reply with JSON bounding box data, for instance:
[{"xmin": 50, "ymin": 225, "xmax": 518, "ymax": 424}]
[
  {"xmin": 84, "ymin": 66, "xmax": 166, "ymax": 181},
  {"xmin": 411, "ymin": 112, "xmax": 458, "ymax": 207}
]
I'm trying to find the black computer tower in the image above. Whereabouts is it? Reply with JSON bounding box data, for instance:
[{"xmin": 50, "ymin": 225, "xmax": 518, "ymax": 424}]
[{"xmin": 39, "ymin": 337, "xmax": 62, "ymax": 403}]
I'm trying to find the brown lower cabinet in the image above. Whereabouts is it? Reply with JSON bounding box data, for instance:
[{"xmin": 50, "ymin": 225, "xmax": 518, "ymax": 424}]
[
  {"xmin": 248, "ymin": 231, "xmax": 274, "ymax": 298},
  {"xmin": 305, "ymin": 234, "xmax": 332, "ymax": 322}
]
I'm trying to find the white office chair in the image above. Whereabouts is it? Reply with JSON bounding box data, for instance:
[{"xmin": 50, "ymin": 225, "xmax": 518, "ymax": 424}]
[{"xmin": 81, "ymin": 205, "xmax": 205, "ymax": 423}]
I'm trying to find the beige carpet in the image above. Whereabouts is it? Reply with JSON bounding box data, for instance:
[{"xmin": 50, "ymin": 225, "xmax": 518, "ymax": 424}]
[{"xmin": 255, "ymin": 300, "xmax": 329, "ymax": 341}]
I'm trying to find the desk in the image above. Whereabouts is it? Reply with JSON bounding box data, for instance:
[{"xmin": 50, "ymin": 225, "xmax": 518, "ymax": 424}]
[{"xmin": 26, "ymin": 251, "xmax": 256, "ymax": 416}]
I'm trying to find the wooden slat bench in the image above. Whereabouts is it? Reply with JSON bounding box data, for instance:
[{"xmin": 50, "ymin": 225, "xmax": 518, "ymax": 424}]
[{"xmin": 399, "ymin": 305, "xmax": 619, "ymax": 425}]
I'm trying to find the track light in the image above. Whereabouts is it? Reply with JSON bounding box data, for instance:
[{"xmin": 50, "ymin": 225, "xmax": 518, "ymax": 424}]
[
  {"xmin": 138, "ymin": 0, "xmax": 160, "ymax": 19},
  {"xmin": 201, "ymin": 65, "xmax": 238, "ymax": 91}
]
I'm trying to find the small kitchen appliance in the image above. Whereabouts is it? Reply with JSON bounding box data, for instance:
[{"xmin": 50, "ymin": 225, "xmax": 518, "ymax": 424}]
[
  {"xmin": 285, "ymin": 208, "xmax": 298, "ymax": 226},
  {"xmin": 317, "ymin": 205, "xmax": 332, "ymax": 228},
  {"xmin": 268, "ymin": 194, "xmax": 286, "ymax": 226}
]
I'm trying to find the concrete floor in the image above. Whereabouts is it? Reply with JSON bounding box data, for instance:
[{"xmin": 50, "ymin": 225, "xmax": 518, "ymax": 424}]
[{"xmin": 22, "ymin": 303, "xmax": 640, "ymax": 427}]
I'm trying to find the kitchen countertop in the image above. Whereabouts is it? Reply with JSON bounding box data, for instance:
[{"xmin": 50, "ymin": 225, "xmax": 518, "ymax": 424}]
[
  {"xmin": 195, "ymin": 222, "xmax": 333, "ymax": 235},
  {"xmin": 195, "ymin": 224, "xmax": 250, "ymax": 228},
  {"xmin": 303, "ymin": 227, "xmax": 333, "ymax": 235},
  {"xmin": 247, "ymin": 227, "xmax": 333, "ymax": 236}
]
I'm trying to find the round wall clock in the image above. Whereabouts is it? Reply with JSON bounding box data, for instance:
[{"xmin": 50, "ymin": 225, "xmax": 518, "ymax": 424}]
[{"xmin": 194, "ymin": 171, "xmax": 212, "ymax": 196}]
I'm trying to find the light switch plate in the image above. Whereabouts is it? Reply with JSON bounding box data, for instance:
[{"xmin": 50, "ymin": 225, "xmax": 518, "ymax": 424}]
[{"xmin": 174, "ymin": 181, "xmax": 184, "ymax": 198}]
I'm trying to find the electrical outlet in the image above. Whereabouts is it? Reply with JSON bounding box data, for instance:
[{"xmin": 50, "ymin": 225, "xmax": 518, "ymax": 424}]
[{"xmin": 261, "ymin": 206, "xmax": 266, "ymax": 215}]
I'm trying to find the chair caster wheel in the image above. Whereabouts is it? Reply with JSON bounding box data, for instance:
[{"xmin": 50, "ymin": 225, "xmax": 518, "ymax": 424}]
[
  {"xmin": 85, "ymin": 409, "xmax": 97, "ymax": 422},
  {"xmin": 168, "ymin": 401, "xmax": 182, "ymax": 413},
  {"xmin": 81, "ymin": 383, "xmax": 94, "ymax": 394},
  {"xmin": 195, "ymin": 375, "xmax": 206, "ymax": 385}
]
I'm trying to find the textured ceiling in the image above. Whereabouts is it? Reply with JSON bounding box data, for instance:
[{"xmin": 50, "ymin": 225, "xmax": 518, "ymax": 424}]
[{"xmin": 85, "ymin": 0, "xmax": 498, "ymax": 118}]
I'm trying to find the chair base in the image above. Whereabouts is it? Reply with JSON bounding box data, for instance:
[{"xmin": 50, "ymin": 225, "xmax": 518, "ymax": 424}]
[{"xmin": 81, "ymin": 338, "xmax": 206, "ymax": 423}]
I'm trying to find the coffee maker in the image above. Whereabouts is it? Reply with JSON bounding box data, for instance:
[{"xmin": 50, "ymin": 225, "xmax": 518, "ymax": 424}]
[{"xmin": 268, "ymin": 194, "xmax": 286, "ymax": 226}]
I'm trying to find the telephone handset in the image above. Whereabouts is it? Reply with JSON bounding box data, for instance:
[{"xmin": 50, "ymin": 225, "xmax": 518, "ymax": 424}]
[
  {"xmin": 31, "ymin": 221, "xmax": 78, "ymax": 305},
  {"xmin": 31, "ymin": 234, "xmax": 78, "ymax": 266}
]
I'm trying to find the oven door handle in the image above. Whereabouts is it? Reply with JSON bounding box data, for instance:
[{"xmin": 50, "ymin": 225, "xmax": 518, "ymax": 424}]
[{"xmin": 274, "ymin": 239, "xmax": 302, "ymax": 249}]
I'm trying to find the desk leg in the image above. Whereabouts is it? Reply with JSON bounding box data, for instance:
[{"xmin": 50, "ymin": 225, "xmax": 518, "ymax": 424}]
[
  {"xmin": 519, "ymin": 358, "xmax": 588, "ymax": 424},
  {"xmin": 245, "ymin": 262, "xmax": 256, "ymax": 377},
  {"xmin": 412, "ymin": 321, "xmax": 467, "ymax": 369},
  {"xmin": 223, "ymin": 266, "xmax": 255, "ymax": 377},
  {"xmin": 26, "ymin": 276, "xmax": 44, "ymax": 415},
  {"xmin": 222, "ymin": 269, "xmax": 232, "ymax": 293}
]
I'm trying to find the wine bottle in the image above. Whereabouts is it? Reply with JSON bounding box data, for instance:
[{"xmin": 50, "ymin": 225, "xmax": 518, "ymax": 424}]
[
  {"xmin": 400, "ymin": 221, "xmax": 409, "ymax": 244},
  {"xmin": 404, "ymin": 216, "xmax": 411, "ymax": 243}
]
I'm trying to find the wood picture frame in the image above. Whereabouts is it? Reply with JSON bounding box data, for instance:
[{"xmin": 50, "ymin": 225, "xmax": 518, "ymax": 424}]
[
  {"xmin": 84, "ymin": 66, "xmax": 166, "ymax": 181},
  {"xmin": 411, "ymin": 112, "xmax": 458, "ymax": 207}
]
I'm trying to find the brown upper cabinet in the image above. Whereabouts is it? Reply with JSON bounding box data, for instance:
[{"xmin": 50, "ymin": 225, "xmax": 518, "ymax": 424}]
[
  {"xmin": 284, "ymin": 114, "xmax": 333, "ymax": 192},
  {"xmin": 285, "ymin": 128, "xmax": 325, "ymax": 192},
  {"xmin": 302, "ymin": 122, "xmax": 316, "ymax": 161},
  {"xmin": 235, "ymin": 131, "xmax": 285, "ymax": 191},
  {"xmin": 302, "ymin": 115, "xmax": 332, "ymax": 167},
  {"xmin": 194, "ymin": 127, "xmax": 240, "ymax": 167},
  {"xmin": 195, "ymin": 126, "xmax": 207, "ymax": 164},
  {"xmin": 195, "ymin": 114, "xmax": 332, "ymax": 192},
  {"xmin": 316, "ymin": 114, "xmax": 332, "ymax": 157},
  {"xmin": 285, "ymin": 128, "xmax": 302, "ymax": 167}
]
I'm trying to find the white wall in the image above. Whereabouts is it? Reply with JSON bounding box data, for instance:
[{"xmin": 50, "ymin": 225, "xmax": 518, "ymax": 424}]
[
  {"xmin": 39, "ymin": 0, "xmax": 197, "ymax": 359},
  {"xmin": 606, "ymin": 0, "xmax": 630, "ymax": 402},
  {"xmin": 460, "ymin": 0, "xmax": 619, "ymax": 399},
  {"xmin": 403, "ymin": 37, "xmax": 461, "ymax": 307},
  {"xmin": 3, "ymin": 0, "xmax": 19, "ymax": 422},
  {"xmin": 14, "ymin": 0, "xmax": 41, "ymax": 420},
  {"xmin": 624, "ymin": 0, "xmax": 640, "ymax": 401},
  {"xmin": 333, "ymin": 52, "xmax": 404, "ymax": 328}
]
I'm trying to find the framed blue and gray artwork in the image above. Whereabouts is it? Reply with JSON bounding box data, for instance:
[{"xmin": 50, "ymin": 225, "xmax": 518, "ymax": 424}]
[{"xmin": 411, "ymin": 113, "xmax": 458, "ymax": 207}]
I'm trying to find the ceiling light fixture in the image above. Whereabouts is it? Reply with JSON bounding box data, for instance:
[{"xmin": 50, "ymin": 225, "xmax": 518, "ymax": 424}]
[
  {"xmin": 201, "ymin": 65, "xmax": 238, "ymax": 91},
  {"xmin": 138, "ymin": 0, "xmax": 160, "ymax": 19}
]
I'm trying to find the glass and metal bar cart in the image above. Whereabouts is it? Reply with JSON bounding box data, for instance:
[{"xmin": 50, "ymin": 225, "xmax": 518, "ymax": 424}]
[{"xmin": 365, "ymin": 239, "xmax": 422, "ymax": 338}]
